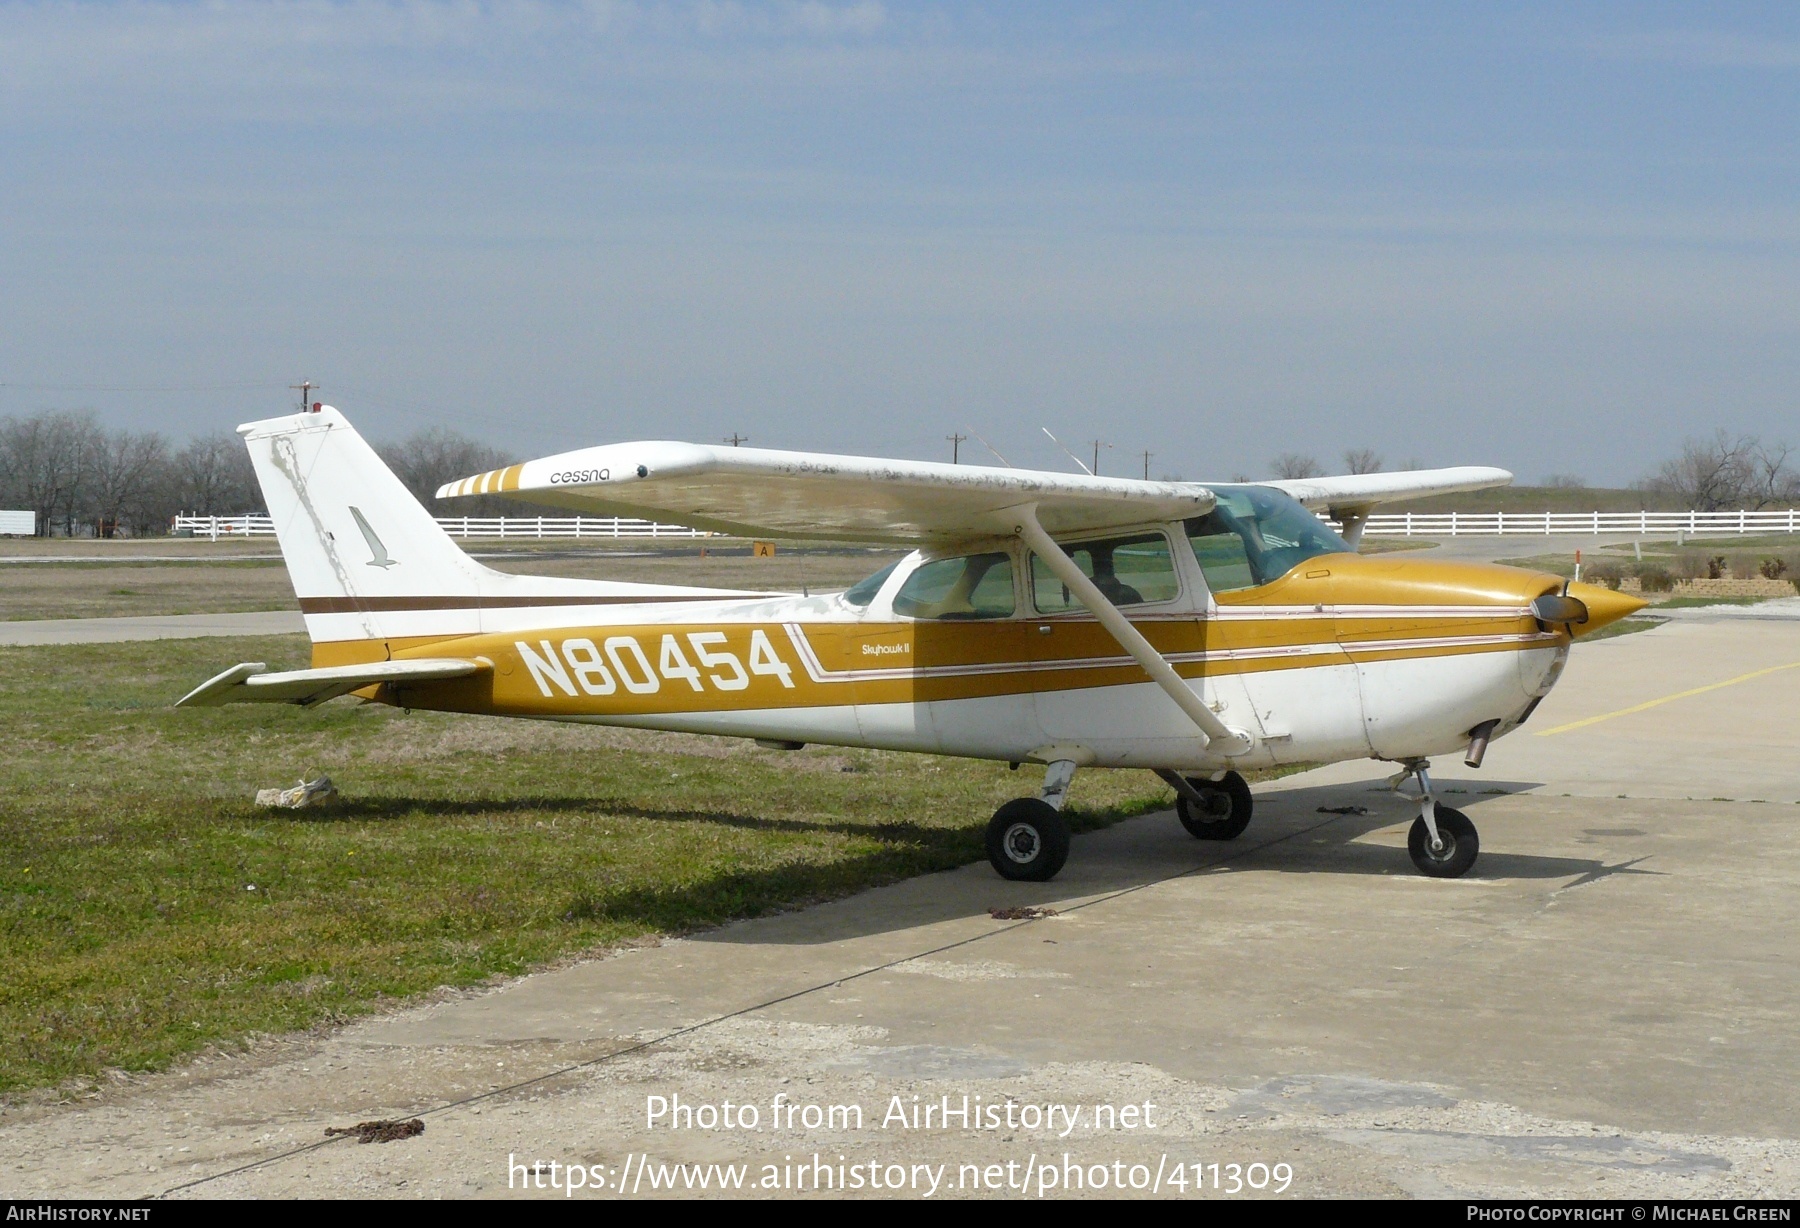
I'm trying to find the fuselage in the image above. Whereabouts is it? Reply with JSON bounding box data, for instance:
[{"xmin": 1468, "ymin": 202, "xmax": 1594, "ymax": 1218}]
[{"xmin": 316, "ymin": 526, "xmax": 1620, "ymax": 774}]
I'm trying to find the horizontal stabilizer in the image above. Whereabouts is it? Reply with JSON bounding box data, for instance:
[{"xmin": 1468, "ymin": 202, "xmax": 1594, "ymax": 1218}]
[{"xmin": 176, "ymin": 658, "xmax": 487, "ymax": 709}]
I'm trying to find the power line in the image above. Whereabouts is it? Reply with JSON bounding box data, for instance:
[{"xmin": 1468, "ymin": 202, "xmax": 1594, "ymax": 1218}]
[
  {"xmin": 946, "ymin": 432, "xmax": 967, "ymax": 464},
  {"xmin": 0, "ymin": 381, "xmax": 288, "ymax": 393}
]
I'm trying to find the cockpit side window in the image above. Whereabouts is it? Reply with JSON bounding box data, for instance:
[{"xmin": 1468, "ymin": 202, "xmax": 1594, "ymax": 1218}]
[
  {"xmin": 1186, "ymin": 486, "xmax": 1350, "ymax": 594},
  {"xmin": 891, "ymin": 552, "xmax": 1017, "ymax": 620},
  {"xmin": 1030, "ymin": 533, "xmax": 1179, "ymax": 613}
]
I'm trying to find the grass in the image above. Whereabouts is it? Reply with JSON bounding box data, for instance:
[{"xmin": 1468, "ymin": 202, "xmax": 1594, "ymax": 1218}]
[
  {"xmin": 1354, "ymin": 539, "xmax": 1436, "ymax": 555},
  {"xmin": 1580, "ymin": 616, "xmax": 1666, "ymax": 642},
  {"xmin": 0, "ymin": 547, "xmax": 901, "ymax": 622},
  {"xmin": 0, "ymin": 633, "xmax": 1296, "ymax": 1096},
  {"xmin": 1651, "ymin": 595, "xmax": 1783, "ymax": 609}
]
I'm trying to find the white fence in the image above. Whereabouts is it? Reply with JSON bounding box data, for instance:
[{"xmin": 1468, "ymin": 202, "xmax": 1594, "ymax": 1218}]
[
  {"xmin": 172, "ymin": 514, "xmax": 710, "ymax": 541},
  {"xmin": 1355, "ymin": 510, "xmax": 1800, "ymax": 537},
  {"xmin": 172, "ymin": 509, "xmax": 1800, "ymax": 542}
]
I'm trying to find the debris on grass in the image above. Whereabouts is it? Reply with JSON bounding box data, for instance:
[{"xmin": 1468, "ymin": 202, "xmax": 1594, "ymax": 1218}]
[
  {"xmin": 989, "ymin": 906, "xmax": 1059, "ymax": 920},
  {"xmin": 325, "ymin": 1118, "xmax": 424, "ymax": 1144},
  {"xmin": 1316, "ymin": 804, "xmax": 1370, "ymax": 816},
  {"xmin": 255, "ymin": 775, "xmax": 338, "ymax": 809}
]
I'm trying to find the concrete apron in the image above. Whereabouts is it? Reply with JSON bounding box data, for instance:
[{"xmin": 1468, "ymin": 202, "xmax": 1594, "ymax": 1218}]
[{"xmin": 4, "ymin": 619, "xmax": 1799, "ymax": 1199}]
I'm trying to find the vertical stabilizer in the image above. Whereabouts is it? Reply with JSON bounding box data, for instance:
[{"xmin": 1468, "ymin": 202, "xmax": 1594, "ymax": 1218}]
[{"xmin": 240, "ymin": 406, "xmax": 491, "ymax": 652}]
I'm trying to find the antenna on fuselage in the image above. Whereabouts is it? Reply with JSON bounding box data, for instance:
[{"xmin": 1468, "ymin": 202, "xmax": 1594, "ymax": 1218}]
[
  {"xmin": 1041, "ymin": 427, "xmax": 1094, "ymax": 476},
  {"xmin": 967, "ymin": 427, "xmax": 1012, "ymax": 467}
]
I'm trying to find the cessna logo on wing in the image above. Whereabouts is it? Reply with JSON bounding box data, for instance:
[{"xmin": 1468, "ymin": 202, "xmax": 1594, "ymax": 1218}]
[{"xmin": 549, "ymin": 468, "xmax": 610, "ymax": 485}]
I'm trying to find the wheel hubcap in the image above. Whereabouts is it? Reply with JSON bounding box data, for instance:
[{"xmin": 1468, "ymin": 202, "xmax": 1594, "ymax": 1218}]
[{"xmin": 1002, "ymin": 822, "xmax": 1042, "ymax": 863}]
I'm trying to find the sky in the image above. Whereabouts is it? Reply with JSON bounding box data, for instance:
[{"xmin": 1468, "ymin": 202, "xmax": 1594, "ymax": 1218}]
[{"xmin": 1, "ymin": 1, "xmax": 1796, "ymax": 485}]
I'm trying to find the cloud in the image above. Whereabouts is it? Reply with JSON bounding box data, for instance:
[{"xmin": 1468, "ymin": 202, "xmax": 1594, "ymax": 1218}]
[
  {"xmin": 1584, "ymin": 28, "xmax": 1800, "ymax": 69},
  {"xmin": 784, "ymin": 1, "xmax": 885, "ymax": 37}
]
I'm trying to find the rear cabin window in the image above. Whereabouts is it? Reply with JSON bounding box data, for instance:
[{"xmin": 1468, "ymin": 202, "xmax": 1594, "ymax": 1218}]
[
  {"xmin": 891, "ymin": 553, "xmax": 1017, "ymax": 620},
  {"xmin": 1031, "ymin": 533, "xmax": 1180, "ymax": 613},
  {"xmin": 1186, "ymin": 485, "xmax": 1349, "ymax": 595},
  {"xmin": 841, "ymin": 561, "xmax": 899, "ymax": 607}
]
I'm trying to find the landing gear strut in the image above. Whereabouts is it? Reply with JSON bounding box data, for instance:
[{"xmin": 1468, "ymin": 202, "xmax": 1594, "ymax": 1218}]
[
  {"xmin": 1157, "ymin": 769, "xmax": 1253, "ymax": 840},
  {"xmin": 985, "ymin": 759, "xmax": 1075, "ymax": 882},
  {"xmin": 1392, "ymin": 759, "xmax": 1479, "ymax": 878}
]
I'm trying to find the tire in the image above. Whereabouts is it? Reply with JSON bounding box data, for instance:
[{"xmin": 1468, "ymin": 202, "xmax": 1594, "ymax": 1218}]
[
  {"xmin": 1407, "ymin": 806, "xmax": 1479, "ymax": 878},
  {"xmin": 1175, "ymin": 770, "xmax": 1253, "ymax": 840},
  {"xmin": 986, "ymin": 798, "xmax": 1071, "ymax": 882}
]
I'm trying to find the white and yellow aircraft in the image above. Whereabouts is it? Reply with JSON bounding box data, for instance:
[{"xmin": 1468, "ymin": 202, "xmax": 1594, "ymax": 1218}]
[{"xmin": 181, "ymin": 405, "xmax": 1643, "ymax": 882}]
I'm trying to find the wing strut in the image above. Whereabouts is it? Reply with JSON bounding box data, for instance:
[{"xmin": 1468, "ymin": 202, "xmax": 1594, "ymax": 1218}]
[{"xmin": 1013, "ymin": 506, "xmax": 1254, "ymax": 757}]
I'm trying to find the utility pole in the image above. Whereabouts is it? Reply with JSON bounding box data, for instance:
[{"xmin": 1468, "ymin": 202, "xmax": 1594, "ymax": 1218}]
[
  {"xmin": 946, "ymin": 432, "xmax": 967, "ymax": 464},
  {"xmin": 1140, "ymin": 449, "xmax": 1153, "ymax": 480},
  {"xmin": 1089, "ymin": 438, "xmax": 1111, "ymax": 476},
  {"xmin": 289, "ymin": 380, "xmax": 317, "ymax": 412},
  {"xmin": 723, "ymin": 433, "xmax": 749, "ymax": 447}
]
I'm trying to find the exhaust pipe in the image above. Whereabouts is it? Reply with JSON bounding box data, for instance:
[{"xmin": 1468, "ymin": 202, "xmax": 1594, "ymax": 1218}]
[{"xmin": 1465, "ymin": 719, "xmax": 1500, "ymax": 769}]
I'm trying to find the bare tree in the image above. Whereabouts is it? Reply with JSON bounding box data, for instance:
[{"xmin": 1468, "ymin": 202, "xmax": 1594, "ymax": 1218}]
[
  {"xmin": 177, "ymin": 432, "xmax": 261, "ymax": 516},
  {"xmin": 1543, "ymin": 473, "xmax": 1587, "ymax": 489},
  {"xmin": 1342, "ymin": 448, "xmax": 1384, "ymax": 475},
  {"xmin": 1646, "ymin": 431, "xmax": 1800, "ymax": 511},
  {"xmin": 1741, "ymin": 439, "xmax": 1800, "ymax": 509},
  {"xmin": 1270, "ymin": 452, "xmax": 1323, "ymax": 479},
  {"xmin": 0, "ymin": 411, "xmax": 94, "ymax": 536},
  {"xmin": 378, "ymin": 427, "xmax": 514, "ymax": 515},
  {"xmin": 87, "ymin": 430, "xmax": 171, "ymax": 536}
]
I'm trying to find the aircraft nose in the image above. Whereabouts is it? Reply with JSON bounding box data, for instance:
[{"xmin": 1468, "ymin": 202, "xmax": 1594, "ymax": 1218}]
[{"xmin": 1563, "ymin": 580, "xmax": 1648, "ymax": 636}]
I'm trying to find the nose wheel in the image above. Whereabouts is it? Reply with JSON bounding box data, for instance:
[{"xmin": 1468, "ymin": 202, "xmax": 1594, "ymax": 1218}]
[
  {"xmin": 1408, "ymin": 805, "xmax": 1478, "ymax": 877},
  {"xmin": 1393, "ymin": 759, "xmax": 1480, "ymax": 878}
]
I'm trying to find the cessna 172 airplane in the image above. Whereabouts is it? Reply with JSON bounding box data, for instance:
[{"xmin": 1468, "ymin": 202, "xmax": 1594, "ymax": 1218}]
[{"xmin": 181, "ymin": 405, "xmax": 1642, "ymax": 882}]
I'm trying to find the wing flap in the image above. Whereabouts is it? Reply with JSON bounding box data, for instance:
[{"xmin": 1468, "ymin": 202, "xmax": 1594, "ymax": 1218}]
[{"xmin": 176, "ymin": 658, "xmax": 487, "ymax": 709}]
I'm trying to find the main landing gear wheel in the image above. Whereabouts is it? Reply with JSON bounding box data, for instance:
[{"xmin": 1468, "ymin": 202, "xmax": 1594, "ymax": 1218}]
[
  {"xmin": 1176, "ymin": 770, "xmax": 1253, "ymax": 841},
  {"xmin": 986, "ymin": 798, "xmax": 1071, "ymax": 882},
  {"xmin": 1408, "ymin": 806, "xmax": 1479, "ymax": 878}
]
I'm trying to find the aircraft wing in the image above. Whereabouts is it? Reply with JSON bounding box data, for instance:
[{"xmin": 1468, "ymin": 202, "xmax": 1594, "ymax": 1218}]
[
  {"xmin": 1263, "ymin": 467, "xmax": 1513, "ymax": 513},
  {"xmin": 176, "ymin": 658, "xmax": 487, "ymax": 709},
  {"xmin": 438, "ymin": 442, "xmax": 1215, "ymax": 545}
]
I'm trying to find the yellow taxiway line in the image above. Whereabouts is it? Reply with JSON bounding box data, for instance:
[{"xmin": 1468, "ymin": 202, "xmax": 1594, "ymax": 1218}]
[{"xmin": 1535, "ymin": 660, "xmax": 1800, "ymax": 737}]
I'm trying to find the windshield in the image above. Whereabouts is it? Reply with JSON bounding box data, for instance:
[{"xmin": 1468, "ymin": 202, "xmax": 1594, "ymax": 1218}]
[{"xmin": 1185, "ymin": 485, "xmax": 1349, "ymax": 594}]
